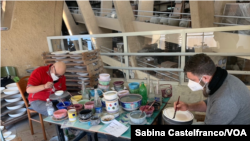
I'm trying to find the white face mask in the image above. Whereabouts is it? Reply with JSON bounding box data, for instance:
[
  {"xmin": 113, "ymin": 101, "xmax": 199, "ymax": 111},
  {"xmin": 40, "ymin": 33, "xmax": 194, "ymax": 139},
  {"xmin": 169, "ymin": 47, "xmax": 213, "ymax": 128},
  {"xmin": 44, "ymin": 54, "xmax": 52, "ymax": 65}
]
[
  {"xmin": 188, "ymin": 76, "xmax": 205, "ymax": 91},
  {"xmin": 51, "ymin": 73, "xmax": 59, "ymax": 81}
]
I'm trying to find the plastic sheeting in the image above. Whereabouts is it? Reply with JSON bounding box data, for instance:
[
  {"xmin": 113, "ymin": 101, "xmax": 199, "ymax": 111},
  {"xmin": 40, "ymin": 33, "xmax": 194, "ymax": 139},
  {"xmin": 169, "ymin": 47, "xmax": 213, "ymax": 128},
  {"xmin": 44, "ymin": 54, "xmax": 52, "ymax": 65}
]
[{"xmin": 222, "ymin": 3, "xmax": 250, "ymax": 35}]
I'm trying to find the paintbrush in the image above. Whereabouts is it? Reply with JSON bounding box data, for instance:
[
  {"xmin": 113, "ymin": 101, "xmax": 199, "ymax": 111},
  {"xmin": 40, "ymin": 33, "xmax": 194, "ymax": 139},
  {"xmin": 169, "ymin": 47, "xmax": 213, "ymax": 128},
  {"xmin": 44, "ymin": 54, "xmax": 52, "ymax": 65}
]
[{"xmin": 173, "ymin": 96, "xmax": 180, "ymax": 119}]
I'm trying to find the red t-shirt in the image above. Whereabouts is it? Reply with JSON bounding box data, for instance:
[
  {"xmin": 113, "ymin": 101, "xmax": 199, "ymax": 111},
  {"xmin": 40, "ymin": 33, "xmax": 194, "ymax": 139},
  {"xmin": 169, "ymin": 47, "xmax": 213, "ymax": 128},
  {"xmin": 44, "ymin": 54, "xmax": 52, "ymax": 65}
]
[{"xmin": 27, "ymin": 64, "xmax": 66, "ymax": 103}]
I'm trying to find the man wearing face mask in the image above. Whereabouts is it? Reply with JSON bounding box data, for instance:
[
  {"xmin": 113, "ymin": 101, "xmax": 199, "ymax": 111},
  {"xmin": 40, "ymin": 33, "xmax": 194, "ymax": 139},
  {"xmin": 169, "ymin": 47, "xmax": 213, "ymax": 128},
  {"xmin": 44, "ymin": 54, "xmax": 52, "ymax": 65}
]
[
  {"xmin": 174, "ymin": 53, "xmax": 250, "ymax": 124},
  {"xmin": 27, "ymin": 61, "xmax": 67, "ymax": 116}
]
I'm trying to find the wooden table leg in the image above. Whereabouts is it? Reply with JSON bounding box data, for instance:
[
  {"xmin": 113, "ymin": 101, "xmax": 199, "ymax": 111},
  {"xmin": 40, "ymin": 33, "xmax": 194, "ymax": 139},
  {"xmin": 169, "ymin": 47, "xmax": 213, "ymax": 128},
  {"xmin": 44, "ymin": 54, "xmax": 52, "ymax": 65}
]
[
  {"xmin": 158, "ymin": 112, "xmax": 163, "ymax": 125},
  {"xmin": 55, "ymin": 125, "xmax": 65, "ymax": 141}
]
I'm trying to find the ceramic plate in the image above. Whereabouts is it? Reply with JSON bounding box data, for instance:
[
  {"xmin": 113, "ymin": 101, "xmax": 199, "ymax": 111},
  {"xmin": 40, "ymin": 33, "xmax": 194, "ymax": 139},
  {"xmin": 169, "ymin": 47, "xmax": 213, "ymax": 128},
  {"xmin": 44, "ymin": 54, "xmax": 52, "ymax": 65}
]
[
  {"xmin": 3, "ymin": 131, "xmax": 12, "ymax": 138},
  {"xmin": 74, "ymin": 66, "xmax": 86, "ymax": 69},
  {"xmin": 76, "ymin": 73, "xmax": 88, "ymax": 76},
  {"xmin": 73, "ymin": 60, "xmax": 83, "ymax": 64},
  {"xmin": 6, "ymin": 87, "xmax": 19, "ymax": 91},
  {"xmin": 51, "ymin": 51, "xmax": 69, "ymax": 55},
  {"xmin": 6, "ymin": 83, "xmax": 17, "ymax": 88},
  {"xmin": 8, "ymin": 108, "xmax": 27, "ymax": 117},
  {"xmin": 128, "ymin": 119, "xmax": 147, "ymax": 125},
  {"xmin": 51, "ymin": 56, "xmax": 67, "ymax": 59},
  {"xmin": 5, "ymin": 134, "xmax": 16, "ymax": 141},
  {"xmin": 0, "ymin": 87, "xmax": 5, "ymax": 93},
  {"xmin": 78, "ymin": 81, "xmax": 89, "ymax": 85},
  {"xmin": 69, "ymin": 50, "xmax": 88, "ymax": 55},
  {"xmin": 70, "ymin": 56, "xmax": 82, "ymax": 59},
  {"xmin": 78, "ymin": 77, "xmax": 89, "ymax": 81},
  {"xmin": 6, "ymin": 101, "xmax": 25, "ymax": 110},
  {"xmin": 163, "ymin": 107, "xmax": 194, "ymax": 122},
  {"xmin": 5, "ymin": 95, "xmax": 22, "ymax": 103},
  {"xmin": 2, "ymin": 89, "xmax": 19, "ymax": 95}
]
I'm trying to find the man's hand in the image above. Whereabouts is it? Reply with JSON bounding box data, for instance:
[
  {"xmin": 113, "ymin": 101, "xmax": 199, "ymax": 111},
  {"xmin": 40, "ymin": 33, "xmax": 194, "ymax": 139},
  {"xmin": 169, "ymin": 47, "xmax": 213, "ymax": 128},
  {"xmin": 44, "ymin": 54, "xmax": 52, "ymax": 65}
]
[
  {"xmin": 174, "ymin": 101, "xmax": 189, "ymax": 111},
  {"xmin": 44, "ymin": 82, "xmax": 54, "ymax": 89}
]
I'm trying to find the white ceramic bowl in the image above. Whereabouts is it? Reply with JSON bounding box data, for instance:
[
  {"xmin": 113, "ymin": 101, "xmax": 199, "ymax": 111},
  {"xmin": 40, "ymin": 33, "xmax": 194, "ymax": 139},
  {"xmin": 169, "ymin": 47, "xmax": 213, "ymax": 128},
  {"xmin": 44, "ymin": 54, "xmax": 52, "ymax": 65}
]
[
  {"xmin": 6, "ymin": 101, "xmax": 25, "ymax": 110},
  {"xmin": 103, "ymin": 91, "xmax": 118, "ymax": 100},
  {"xmin": 55, "ymin": 90, "xmax": 64, "ymax": 96},
  {"xmin": 8, "ymin": 108, "xmax": 27, "ymax": 117},
  {"xmin": 0, "ymin": 87, "xmax": 5, "ymax": 93},
  {"xmin": 5, "ymin": 95, "xmax": 22, "ymax": 103},
  {"xmin": 6, "ymin": 83, "xmax": 17, "ymax": 88},
  {"xmin": 2, "ymin": 89, "xmax": 19, "ymax": 95},
  {"xmin": 129, "ymin": 110, "xmax": 146, "ymax": 124},
  {"xmin": 99, "ymin": 73, "xmax": 110, "ymax": 81},
  {"xmin": 6, "ymin": 87, "xmax": 19, "ymax": 91},
  {"xmin": 101, "ymin": 115, "xmax": 115, "ymax": 124}
]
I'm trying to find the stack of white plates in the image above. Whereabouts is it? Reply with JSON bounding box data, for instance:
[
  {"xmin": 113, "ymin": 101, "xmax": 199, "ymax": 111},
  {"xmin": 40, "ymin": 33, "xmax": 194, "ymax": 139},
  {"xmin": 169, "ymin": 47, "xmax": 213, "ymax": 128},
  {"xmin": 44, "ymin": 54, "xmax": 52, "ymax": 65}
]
[
  {"xmin": 8, "ymin": 108, "xmax": 27, "ymax": 117},
  {"xmin": 5, "ymin": 95, "xmax": 22, "ymax": 103},
  {"xmin": 3, "ymin": 131, "xmax": 16, "ymax": 141}
]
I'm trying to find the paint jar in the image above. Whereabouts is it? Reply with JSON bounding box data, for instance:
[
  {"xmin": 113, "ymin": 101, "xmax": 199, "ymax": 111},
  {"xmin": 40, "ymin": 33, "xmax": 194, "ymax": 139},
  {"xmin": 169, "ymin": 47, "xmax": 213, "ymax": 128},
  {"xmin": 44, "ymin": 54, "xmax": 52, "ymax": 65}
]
[
  {"xmin": 68, "ymin": 109, "xmax": 77, "ymax": 122},
  {"xmin": 104, "ymin": 98, "xmax": 119, "ymax": 113}
]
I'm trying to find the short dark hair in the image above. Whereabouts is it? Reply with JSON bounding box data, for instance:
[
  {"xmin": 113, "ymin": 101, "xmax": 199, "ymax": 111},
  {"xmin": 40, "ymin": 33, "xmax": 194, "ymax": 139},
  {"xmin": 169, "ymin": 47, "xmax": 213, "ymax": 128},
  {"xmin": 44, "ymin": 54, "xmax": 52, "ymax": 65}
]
[{"xmin": 184, "ymin": 53, "xmax": 216, "ymax": 77}]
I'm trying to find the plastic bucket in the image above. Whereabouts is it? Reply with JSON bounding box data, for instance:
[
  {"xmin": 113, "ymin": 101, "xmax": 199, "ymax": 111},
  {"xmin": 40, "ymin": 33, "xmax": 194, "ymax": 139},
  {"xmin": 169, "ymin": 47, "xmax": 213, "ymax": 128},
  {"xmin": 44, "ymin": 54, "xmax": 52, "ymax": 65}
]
[{"xmin": 56, "ymin": 101, "xmax": 71, "ymax": 110}]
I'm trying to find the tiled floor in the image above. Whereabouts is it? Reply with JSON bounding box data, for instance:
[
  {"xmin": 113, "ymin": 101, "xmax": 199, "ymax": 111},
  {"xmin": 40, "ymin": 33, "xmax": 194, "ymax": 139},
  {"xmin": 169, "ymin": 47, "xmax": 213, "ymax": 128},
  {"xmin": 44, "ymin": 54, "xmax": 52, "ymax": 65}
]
[{"xmin": 2, "ymin": 114, "xmax": 88, "ymax": 141}]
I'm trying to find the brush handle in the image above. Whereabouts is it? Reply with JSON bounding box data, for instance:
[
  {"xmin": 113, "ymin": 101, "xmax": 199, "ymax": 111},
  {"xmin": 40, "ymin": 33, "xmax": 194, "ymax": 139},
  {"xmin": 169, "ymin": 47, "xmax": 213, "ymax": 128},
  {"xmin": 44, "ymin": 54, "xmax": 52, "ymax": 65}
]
[{"xmin": 173, "ymin": 96, "xmax": 180, "ymax": 119}]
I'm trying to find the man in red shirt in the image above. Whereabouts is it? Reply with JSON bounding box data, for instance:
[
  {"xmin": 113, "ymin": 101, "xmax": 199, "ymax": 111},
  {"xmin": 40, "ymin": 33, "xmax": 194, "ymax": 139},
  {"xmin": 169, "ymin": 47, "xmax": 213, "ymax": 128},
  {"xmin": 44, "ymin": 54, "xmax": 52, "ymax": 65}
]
[{"xmin": 27, "ymin": 61, "xmax": 66, "ymax": 116}]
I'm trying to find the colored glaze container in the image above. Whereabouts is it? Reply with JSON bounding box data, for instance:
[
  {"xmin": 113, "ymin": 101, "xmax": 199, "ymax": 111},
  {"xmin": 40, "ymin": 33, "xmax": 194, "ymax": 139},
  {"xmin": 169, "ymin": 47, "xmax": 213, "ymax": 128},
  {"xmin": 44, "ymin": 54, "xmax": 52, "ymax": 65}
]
[
  {"xmin": 104, "ymin": 98, "xmax": 119, "ymax": 113},
  {"xmin": 68, "ymin": 109, "xmax": 77, "ymax": 122}
]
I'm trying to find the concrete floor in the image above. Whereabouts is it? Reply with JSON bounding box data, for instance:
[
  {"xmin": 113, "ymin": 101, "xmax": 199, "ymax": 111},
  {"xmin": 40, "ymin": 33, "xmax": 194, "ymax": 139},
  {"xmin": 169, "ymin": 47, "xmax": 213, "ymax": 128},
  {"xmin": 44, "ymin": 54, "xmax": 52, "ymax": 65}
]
[{"xmin": 2, "ymin": 114, "xmax": 88, "ymax": 141}]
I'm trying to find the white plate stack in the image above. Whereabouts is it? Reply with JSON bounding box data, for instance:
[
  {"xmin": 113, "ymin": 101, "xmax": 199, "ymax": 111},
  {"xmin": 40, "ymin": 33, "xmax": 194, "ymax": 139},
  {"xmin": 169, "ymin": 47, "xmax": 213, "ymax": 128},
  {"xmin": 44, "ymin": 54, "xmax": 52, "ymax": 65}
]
[{"xmin": 1, "ymin": 83, "xmax": 26, "ymax": 118}]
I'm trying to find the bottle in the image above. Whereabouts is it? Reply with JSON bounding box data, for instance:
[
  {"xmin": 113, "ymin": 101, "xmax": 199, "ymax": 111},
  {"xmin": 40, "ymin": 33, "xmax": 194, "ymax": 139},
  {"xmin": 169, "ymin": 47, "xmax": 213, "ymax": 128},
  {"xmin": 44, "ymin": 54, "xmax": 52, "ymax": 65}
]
[
  {"xmin": 94, "ymin": 89, "xmax": 102, "ymax": 117},
  {"xmin": 81, "ymin": 80, "xmax": 89, "ymax": 100},
  {"xmin": 46, "ymin": 98, "xmax": 54, "ymax": 117},
  {"xmin": 147, "ymin": 80, "xmax": 155, "ymax": 103},
  {"xmin": 139, "ymin": 82, "xmax": 148, "ymax": 105},
  {"xmin": 155, "ymin": 80, "xmax": 162, "ymax": 105}
]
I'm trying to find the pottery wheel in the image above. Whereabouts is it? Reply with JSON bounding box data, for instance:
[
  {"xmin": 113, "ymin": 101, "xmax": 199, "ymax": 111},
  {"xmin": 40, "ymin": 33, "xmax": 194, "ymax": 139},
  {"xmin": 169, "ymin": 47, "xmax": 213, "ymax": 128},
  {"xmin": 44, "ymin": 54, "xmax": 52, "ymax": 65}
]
[{"xmin": 49, "ymin": 91, "xmax": 70, "ymax": 100}]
